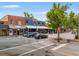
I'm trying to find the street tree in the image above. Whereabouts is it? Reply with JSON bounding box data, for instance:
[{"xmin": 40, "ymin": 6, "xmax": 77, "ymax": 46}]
[
  {"xmin": 68, "ymin": 11, "xmax": 76, "ymax": 30},
  {"xmin": 46, "ymin": 2, "xmax": 69, "ymax": 42},
  {"xmin": 24, "ymin": 12, "xmax": 34, "ymax": 19},
  {"xmin": 73, "ymin": 14, "xmax": 79, "ymax": 39},
  {"xmin": 24, "ymin": 12, "xmax": 38, "ymax": 31}
]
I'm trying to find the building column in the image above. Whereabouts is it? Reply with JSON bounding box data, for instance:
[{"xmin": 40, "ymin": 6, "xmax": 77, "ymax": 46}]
[
  {"xmin": 9, "ymin": 29, "xmax": 13, "ymax": 36},
  {"xmin": 48, "ymin": 29, "xmax": 49, "ymax": 34},
  {"xmin": 28, "ymin": 28, "xmax": 29, "ymax": 32}
]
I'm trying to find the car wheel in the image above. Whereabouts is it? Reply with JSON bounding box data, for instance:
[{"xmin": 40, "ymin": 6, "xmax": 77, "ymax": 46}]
[{"xmin": 30, "ymin": 36, "xmax": 32, "ymax": 37}]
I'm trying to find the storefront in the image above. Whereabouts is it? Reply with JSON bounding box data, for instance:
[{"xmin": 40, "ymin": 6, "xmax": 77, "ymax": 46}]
[
  {"xmin": 0, "ymin": 24, "xmax": 9, "ymax": 36},
  {"xmin": 25, "ymin": 25, "xmax": 52, "ymax": 33},
  {"xmin": 9, "ymin": 25, "xmax": 26, "ymax": 35}
]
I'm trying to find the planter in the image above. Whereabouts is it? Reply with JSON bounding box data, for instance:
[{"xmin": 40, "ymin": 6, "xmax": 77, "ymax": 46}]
[{"xmin": 54, "ymin": 37, "xmax": 63, "ymax": 42}]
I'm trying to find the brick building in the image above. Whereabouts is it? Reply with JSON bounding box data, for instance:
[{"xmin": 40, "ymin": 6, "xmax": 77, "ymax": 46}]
[
  {"xmin": 0, "ymin": 21, "xmax": 9, "ymax": 36},
  {"xmin": 1, "ymin": 15, "xmax": 26, "ymax": 35},
  {"xmin": 1, "ymin": 15, "xmax": 52, "ymax": 35}
]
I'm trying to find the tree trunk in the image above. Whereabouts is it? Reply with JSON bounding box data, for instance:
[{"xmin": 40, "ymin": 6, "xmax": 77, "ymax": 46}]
[
  {"xmin": 57, "ymin": 27, "xmax": 61, "ymax": 42},
  {"xmin": 75, "ymin": 28, "xmax": 79, "ymax": 39},
  {"xmin": 57, "ymin": 31, "xmax": 60, "ymax": 42}
]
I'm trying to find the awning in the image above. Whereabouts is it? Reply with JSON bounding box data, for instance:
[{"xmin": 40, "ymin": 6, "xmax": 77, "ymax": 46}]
[
  {"xmin": 9, "ymin": 25, "xmax": 26, "ymax": 29},
  {"xmin": 26, "ymin": 25, "xmax": 51, "ymax": 29},
  {"xmin": 9, "ymin": 25, "xmax": 51, "ymax": 29}
]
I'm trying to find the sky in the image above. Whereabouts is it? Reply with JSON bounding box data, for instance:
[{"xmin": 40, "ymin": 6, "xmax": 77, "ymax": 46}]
[{"xmin": 0, "ymin": 2, "xmax": 79, "ymax": 21}]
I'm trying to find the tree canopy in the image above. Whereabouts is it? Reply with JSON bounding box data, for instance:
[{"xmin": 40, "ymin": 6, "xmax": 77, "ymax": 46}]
[
  {"xmin": 46, "ymin": 3, "xmax": 69, "ymax": 30},
  {"xmin": 24, "ymin": 12, "xmax": 34, "ymax": 20}
]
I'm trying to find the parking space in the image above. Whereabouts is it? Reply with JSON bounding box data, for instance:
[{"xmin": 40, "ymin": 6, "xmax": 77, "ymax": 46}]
[
  {"xmin": 0, "ymin": 32, "xmax": 77, "ymax": 56},
  {"xmin": 0, "ymin": 32, "xmax": 75, "ymax": 50},
  {"xmin": 0, "ymin": 39, "xmax": 57, "ymax": 56},
  {"xmin": 0, "ymin": 35, "xmax": 47, "ymax": 50}
]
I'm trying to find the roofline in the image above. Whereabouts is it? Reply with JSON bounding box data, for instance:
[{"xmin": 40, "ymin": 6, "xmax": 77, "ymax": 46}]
[
  {"xmin": 7, "ymin": 15, "xmax": 25, "ymax": 18},
  {"xmin": 0, "ymin": 15, "xmax": 25, "ymax": 21},
  {"xmin": 0, "ymin": 15, "xmax": 8, "ymax": 21},
  {"xmin": 0, "ymin": 15, "xmax": 45, "ymax": 22}
]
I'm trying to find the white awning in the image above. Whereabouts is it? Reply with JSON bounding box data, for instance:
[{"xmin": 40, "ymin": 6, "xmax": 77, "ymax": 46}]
[
  {"xmin": 26, "ymin": 25, "xmax": 50, "ymax": 29},
  {"xmin": 9, "ymin": 25, "xmax": 51, "ymax": 29}
]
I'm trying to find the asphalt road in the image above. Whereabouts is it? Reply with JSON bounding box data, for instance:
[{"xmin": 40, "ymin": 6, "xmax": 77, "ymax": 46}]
[
  {"xmin": 0, "ymin": 38, "xmax": 56, "ymax": 56},
  {"xmin": 0, "ymin": 36, "xmax": 46, "ymax": 50},
  {"xmin": 0, "ymin": 32, "xmax": 75, "ymax": 53},
  {"xmin": 22, "ymin": 44, "xmax": 58, "ymax": 56},
  {"xmin": 0, "ymin": 33, "xmax": 75, "ymax": 56}
]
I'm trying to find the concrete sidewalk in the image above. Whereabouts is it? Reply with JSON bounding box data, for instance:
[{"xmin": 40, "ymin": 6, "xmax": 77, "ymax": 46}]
[{"xmin": 49, "ymin": 32, "xmax": 75, "ymax": 40}]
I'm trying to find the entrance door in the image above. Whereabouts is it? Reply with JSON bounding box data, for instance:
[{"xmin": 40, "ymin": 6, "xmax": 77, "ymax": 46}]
[
  {"xmin": 17, "ymin": 30, "xmax": 19, "ymax": 35},
  {"xmin": 2, "ymin": 29, "xmax": 8, "ymax": 36}
]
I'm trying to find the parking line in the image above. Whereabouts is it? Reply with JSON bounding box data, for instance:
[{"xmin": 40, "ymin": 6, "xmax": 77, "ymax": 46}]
[
  {"xmin": 19, "ymin": 43, "xmax": 55, "ymax": 56},
  {"xmin": 50, "ymin": 43, "xmax": 68, "ymax": 51}
]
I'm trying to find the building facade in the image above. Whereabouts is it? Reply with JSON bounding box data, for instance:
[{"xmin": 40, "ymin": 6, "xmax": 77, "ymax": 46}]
[
  {"xmin": 25, "ymin": 19, "xmax": 52, "ymax": 33},
  {"xmin": 1, "ymin": 15, "xmax": 26, "ymax": 35},
  {"xmin": 1, "ymin": 15, "xmax": 52, "ymax": 35},
  {"xmin": 0, "ymin": 21, "xmax": 9, "ymax": 36}
]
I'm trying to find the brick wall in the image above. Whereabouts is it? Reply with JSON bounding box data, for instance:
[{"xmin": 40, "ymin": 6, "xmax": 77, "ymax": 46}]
[
  {"xmin": 1, "ymin": 16, "xmax": 9, "ymax": 25},
  {"xmin": 1, "ymin": 15, "xmax": 26, "ymax": 26}
]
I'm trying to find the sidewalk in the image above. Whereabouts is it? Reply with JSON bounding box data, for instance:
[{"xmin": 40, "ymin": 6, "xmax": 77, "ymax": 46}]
[{"xmin": 49, "ymin": 32, "xmax": 75, "ymax": 40}]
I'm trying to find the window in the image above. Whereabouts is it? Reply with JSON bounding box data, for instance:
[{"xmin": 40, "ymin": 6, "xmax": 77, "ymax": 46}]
[
  {"xmin": 18, "ymin": 21, "xmax": 21, "ymax": 25},
  {"xmin": 26, "ymin": 21, "xmax": 28, "ymax": 23},
  {"xmin": 38, "ymin": 22, "xmax": 40, "ymax": 25},
  {"xmin": 10, "ymin": 19, "xmax": 12, "ymax": 24},
  {"xmin": 42, "ymin": 22, "xmax": 45, "ymax": 25},
  {"xmin": 10, "ymin": 19, "xmax": 15, "ymax": 25}
]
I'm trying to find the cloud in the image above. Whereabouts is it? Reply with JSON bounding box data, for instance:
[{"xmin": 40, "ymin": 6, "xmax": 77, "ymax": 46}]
[
  {"xmin": 0, "ymin": 5, "xmax": 21, "ymax": 8},
  {"xmin": 31, "ymin": 11, "xmax": 47, "ymax": 15}
]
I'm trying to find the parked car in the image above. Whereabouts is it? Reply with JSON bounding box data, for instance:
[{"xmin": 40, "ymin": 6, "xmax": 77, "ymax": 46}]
[
  {"xmin": 72, "ymin": 29, "xmax": 77, "ymax": 34},
  {"xmin": 22, "ymin": 31, "xmax": 30, "ymax": 37},
  {"xmin": 23, "ymin": 32, "xmax": 33, "ymax": 37},
  {"xmin": 34, "ymin": 33, "xmax": 48, "ymax": 39},
  {"xmin": 26, "ymin": 32, "xmax": 38, "ymax": 38}
]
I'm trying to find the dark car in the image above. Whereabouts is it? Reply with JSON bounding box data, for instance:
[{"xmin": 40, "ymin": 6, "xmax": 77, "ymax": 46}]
[
  {"xmin": 27, "ymin": 32, "xmax": 38, "ymax": 38},
  {"xmin": 34, "ymin": 33, "xmax": 48, "ymax": 39},
  {"xmin": 22, "ymin": 32, "xmax": 28, "ymax": 37},
  {"xmin": 23, "ymin": 32, "xmax": 35, "ymax": 37}
]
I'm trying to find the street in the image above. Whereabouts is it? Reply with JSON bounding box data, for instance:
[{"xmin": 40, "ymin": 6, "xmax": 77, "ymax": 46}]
[
  {"xmin": 0, "ymin": 32, "xmax": 77, "ymax": 56},
  {"xmin": 0, "ymin": 32, "xmax": 75, "ymax": 50},
  {"xmin": 0, "ymin": 36, "xmax": 46, "ymax": 50}
]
